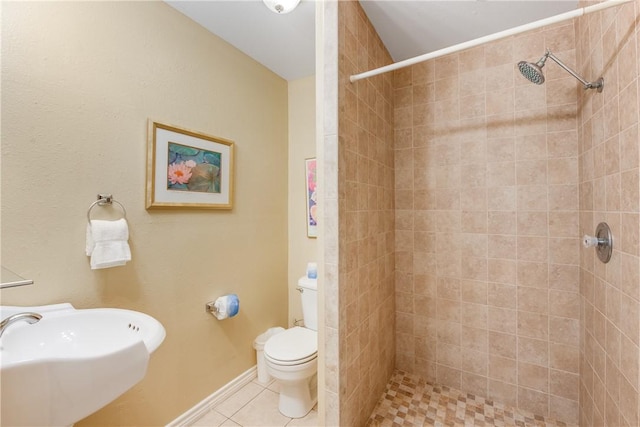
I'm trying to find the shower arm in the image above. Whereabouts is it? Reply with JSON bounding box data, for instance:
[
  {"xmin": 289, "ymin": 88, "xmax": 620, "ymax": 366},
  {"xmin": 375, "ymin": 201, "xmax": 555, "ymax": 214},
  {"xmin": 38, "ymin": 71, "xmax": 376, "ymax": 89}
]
[{"xmin": 546, "ymin": 50, "xmax": 604, "ymax": 91}]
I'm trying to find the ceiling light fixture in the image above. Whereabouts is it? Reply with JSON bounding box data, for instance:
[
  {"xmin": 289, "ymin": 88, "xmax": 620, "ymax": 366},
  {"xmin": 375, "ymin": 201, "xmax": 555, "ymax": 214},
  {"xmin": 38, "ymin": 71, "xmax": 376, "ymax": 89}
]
[{"xmin": 263, "ymin": 0, "xmax": 300, "ymax": 14}]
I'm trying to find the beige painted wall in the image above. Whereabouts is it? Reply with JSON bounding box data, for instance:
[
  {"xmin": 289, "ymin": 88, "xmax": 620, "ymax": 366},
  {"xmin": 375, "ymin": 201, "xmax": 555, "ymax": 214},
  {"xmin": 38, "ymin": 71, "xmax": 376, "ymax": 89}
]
[
  {"xmin": 1, "ymin": 2, "xmax": 288, "ymax": 425},
  {"xmin": 287, "ymin": 76, "xmax": 317, "ymax": 325}
]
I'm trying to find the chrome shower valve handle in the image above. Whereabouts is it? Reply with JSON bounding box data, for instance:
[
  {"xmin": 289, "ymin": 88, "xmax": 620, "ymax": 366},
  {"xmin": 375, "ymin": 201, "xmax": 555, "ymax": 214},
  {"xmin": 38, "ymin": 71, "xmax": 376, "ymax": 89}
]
[{"xmin": 583, "ymin": 222, "xmax": 613, "ymax": 263}]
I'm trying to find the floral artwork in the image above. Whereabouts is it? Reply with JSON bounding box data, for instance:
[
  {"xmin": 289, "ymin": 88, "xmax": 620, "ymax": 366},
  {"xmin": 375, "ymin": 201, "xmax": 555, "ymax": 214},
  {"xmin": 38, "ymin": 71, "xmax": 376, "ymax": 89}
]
[
  {"xmin": 306, "ymin": 158, "xmax": 317, "ymax": 238},
  {"xmin": 146, "ymin": 120, "xmax": 234, "ymax": 209},
  {"xmin": 167, "ymin": 142, "xmax": 222, "ymax": 194}
]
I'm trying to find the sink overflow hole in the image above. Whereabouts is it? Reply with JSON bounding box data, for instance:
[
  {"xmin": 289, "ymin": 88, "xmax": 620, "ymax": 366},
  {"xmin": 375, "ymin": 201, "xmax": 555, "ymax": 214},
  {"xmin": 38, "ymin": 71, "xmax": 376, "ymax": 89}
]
[{"xmin": 128, "ymin": 323, "xmax": 140, "ymax": 332}]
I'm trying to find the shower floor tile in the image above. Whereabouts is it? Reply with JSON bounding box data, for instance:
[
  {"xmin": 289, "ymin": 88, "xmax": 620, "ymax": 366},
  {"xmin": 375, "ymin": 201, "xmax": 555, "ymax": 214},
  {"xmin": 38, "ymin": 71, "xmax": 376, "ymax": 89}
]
[{"xmin": 367, "ymin": 370, "xmax": 571, "ymax": 427}]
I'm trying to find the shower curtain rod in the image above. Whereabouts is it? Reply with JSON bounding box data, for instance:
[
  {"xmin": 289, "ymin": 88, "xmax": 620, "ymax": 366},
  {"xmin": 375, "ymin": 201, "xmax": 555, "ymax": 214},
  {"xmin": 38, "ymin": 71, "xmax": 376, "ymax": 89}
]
[{"xmin": 349, "ymin": 0, "xmax": 633, "ymax": 83}]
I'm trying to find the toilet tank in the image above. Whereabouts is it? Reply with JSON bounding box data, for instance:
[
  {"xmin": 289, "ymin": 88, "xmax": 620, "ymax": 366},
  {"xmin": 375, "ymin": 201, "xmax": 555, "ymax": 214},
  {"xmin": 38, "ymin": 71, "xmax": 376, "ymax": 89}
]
[{"xmin": 298, "ymin": 276, "xmax": 318, "ymax": 331}]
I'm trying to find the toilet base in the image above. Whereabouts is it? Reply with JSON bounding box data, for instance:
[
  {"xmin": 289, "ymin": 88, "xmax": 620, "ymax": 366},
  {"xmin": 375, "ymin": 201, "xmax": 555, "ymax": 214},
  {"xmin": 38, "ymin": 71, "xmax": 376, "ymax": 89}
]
[{"xmin": 277, "ymin": 373, "xmax": 317, "ymax": 418}]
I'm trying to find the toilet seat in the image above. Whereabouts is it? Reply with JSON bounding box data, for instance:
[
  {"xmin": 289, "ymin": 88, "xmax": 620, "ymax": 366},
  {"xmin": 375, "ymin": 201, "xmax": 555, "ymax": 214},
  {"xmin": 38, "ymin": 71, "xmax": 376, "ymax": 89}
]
[
  {"xmin": 265, "ymin": 352, "xmax": 317, "ymax": 366},
  {"xmin": 264, "ymin": 327, "xmax": 317, "ymax": 366}
]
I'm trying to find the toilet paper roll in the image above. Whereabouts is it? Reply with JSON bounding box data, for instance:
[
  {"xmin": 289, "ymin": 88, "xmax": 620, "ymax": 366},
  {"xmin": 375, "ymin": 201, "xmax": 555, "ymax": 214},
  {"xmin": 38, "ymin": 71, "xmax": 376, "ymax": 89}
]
[
  {"xmin": 212, "ymin": 294, "xmax": 240, "ymax": 320},
  {"xmin": 306, "ymin": 262, "xmax": 318, "ymax": 279}
]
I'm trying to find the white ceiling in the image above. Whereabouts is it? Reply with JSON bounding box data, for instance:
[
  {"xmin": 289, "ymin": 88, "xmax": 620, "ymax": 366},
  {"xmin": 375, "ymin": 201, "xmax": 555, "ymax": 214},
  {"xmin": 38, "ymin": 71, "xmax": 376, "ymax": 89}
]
[
  {"xmin": 166, "ymin": 0, "xmax": 316, "ymax": 80},
  {"xmin": 166, "ymin": 0, "xmax": 578, "ymax": 82}
]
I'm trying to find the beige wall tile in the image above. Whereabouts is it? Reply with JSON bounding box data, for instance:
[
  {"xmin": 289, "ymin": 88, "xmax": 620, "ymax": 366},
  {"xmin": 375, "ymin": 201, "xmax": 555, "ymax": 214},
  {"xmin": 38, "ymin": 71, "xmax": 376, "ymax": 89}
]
[
  {"xmin": 488, "ymin": 331, "xmax": 517, "ymax": 358},
  {"xmin": 550, "ymin": 369, "xmax": 579, "ymax": 401},
  {"xmin": 489, "ymin": 354, "xmax": 517, "ymax": 384},
  {"xmin": 518, "ymin": 236, "xmax": 549, "ymax": 262},
  {"xmin": 515, "ymin": 85, "xmax": 547, "ymax": 111},
  {"xmin": 515, "ymin": 108, "xmax": 547, "ymax": 136},
  {"xmin": 485, "ymin": 39, "xmax": 514, "ymax": 66},
  {"xmin": 518, "ymin": 336, "xmax": 549, "ymax": 367},
  {"xmin": 516, "ymin": 135, "xmax": 547, "ymax": 160},
  {"xmin": 488, "ymin": 211, "xmax": 517, "ymax": 234},
  {"xmin": 488, "ymin": 306, "xmax": 517, "ymax": 334},
  {"xmin": 435, "ymin": 55, "xmax": 459, "ymax": 80},
  {"xmin": 548, "ymin": 158, "xmax": 578, "ymax": 185},
  {"xmin": 518, "ymin": 362, "xmax": 549, "ymax": 393},
  {"xmin": 548, "ymin": 131, "xmax": 578, "ymax": 159},
  {"xmin": 487, "ymin": 88, "xmax": 515, "ymax": 116},
  {"xmin": 549, "ymin": 185, "xmax": 579, "ymax": 211},
  {"xmin": 518, "ymin": 311, "xmax": 549, "ymax": 340},
  {"xmin": 486, "ymin": 65, "xmax": 514, "ymax": 95},
  {"xmin": 619, "ymin": 376, "xmax": 639, "ymax": 426},
  {"xmin": 338, "ymin": 2, "xmax": 397, "ymax": 424},
  {"xmin": 517, "ymin": 261, "xmax": 549, "ymax": 288},
  {"xmin": 549, "ymin": 264, "xmax": 579, "ymax": 292},
  {"xmin": 546, "ymin": 77, "xmax": 578, "ymax": 106},
  {"xmin": 461, "ymin": 325, "xmax": 489, "ymax": 353},
  {"xmin": 549, "ymin": 211, "xmax": 579, "ymax": 237},
  {"xmin": 518, "ymin": 286, "xmax": 549, "ymax": 314},
  {"xmin": 487, "ymin": 161, "xmax": 516, "ymax": 187},
  {"xmin": 517, "ymin": 159, "xmax": 548, "ymax": 186},
  {"xmin": 517, "ymin": 185, "xmax": 548, "ymax": 211},
  {"xmin": 488, "ymin": 138, "xmax": 516, "ymax": 162},
  {"xmin": 549, "ymin": 238, "xmax": 579, "ymax": 265},
  {"xmin": 459, "ymin": 348, "xmax": 487, "ymax": 377},
  {"xmin": 518, "ymin": 387, "xmax": 549, "ymax": 417},
  {"xmin": 436, "ymin": 364, "xmax": 462, "ymax": 389},
  {"xmin": 549, "ymin": 290, "xmax": 580, "ymax": 319},
  {"xmin": 461, "ymin": 372, "xmax": 488, "ymax": 397},
  {"xmin": 549, "ymin": 316, "xmax": 579, "ymax": 346},
  {"xmin": 549, "ymin": 397, "xmax": 579, "ymax": 425},
  {"xmin": 386, "ymin": 17, "xmax": 600, "ymax": 424},
  {"xmin": 488, "ymin": 379, "xmax": 518, "ymax": 407},
  {"xmin": 518, "ymin": 211, "xmax": 548, "ymax": 236},
  {"xmin": 488, "ymin": 282, "xmax": 517, "ymax": 308},
  {"xmin": 549, "ymin": 342, "xmax": 580, "ymax": 374},
  {"xmin": 488, "ymin": 186, "xmax": 517, "ymax": 210},
  {"xmin": 461, "ymin": 280, "xmax": 487, "ymax": 304}
]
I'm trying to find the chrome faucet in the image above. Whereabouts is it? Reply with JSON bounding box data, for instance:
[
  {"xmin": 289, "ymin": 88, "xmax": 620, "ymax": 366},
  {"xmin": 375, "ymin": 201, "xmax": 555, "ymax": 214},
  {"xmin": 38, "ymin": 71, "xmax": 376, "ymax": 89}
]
[{"xmin": 0, "ymin": 312, "xmax": 42, "ymax": 339}]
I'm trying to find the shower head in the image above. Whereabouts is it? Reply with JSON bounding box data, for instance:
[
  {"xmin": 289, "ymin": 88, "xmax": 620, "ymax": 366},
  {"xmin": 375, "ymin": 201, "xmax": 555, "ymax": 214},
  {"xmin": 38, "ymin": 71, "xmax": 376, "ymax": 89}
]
[
  {"xmin": 517, "ymin": 49, "xmax": 604, "ymax": 92},
  {"xmin": 517, "ymin": 54, "xmax": 549, "ymax": 85}
]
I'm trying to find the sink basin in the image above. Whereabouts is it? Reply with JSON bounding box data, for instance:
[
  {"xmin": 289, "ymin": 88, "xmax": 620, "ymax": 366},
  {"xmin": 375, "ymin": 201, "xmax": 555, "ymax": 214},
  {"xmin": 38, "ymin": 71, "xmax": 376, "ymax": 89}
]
[{"xmin": 0, "ymin": 303, "xmax": 166, "ymax": 426}]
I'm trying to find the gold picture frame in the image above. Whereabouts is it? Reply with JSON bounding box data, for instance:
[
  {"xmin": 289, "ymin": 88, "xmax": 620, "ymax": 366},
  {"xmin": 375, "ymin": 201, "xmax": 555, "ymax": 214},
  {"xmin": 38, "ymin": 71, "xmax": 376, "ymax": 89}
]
[{"xmin": 146, "ymin": 120, "xmax": 234, "ymax": 209}]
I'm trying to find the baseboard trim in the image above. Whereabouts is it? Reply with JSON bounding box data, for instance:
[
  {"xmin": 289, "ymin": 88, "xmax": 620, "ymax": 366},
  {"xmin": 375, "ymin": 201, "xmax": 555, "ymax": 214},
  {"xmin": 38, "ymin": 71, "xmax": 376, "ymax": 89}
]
[{"xmin": 166, "ymin": 366, "xmax": 257, "ymax": 427}]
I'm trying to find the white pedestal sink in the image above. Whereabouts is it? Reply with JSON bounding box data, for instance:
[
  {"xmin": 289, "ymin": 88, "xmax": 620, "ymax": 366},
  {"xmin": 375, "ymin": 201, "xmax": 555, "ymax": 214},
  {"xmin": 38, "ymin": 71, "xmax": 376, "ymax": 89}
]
[{"xmin": 0, "ymin": 303, "xmax": 166, "ymax": 426}]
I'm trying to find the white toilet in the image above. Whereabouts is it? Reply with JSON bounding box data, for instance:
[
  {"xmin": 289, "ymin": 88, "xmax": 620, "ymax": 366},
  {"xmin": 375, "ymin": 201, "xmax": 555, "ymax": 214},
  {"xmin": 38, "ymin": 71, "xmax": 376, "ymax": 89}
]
[{"xmin": 264, "ymin": 276, "xmax": 318, "ymax": 418}]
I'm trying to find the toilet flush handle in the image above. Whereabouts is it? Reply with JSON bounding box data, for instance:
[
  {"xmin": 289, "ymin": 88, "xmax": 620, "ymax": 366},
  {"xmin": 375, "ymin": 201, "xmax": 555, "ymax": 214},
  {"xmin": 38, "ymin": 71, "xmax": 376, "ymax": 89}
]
[{"xmin": 296, "ymin": 287, "xmax": 304, "ymax": 293}]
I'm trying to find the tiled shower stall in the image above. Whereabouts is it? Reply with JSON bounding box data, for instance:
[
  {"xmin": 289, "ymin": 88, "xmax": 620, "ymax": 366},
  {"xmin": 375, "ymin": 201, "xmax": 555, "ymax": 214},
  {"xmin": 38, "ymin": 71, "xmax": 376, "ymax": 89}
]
[{"xmin": 321, "ymin": 0, "xmax": 640, "ymax": 426}]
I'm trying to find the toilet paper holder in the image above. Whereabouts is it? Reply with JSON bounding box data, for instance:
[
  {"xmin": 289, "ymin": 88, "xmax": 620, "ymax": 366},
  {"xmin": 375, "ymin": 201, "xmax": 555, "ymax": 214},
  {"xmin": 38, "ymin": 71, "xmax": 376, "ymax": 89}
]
[
  {"xmin": 206, "ymin": 294, "xmax": 240, "ymax": 320},
  {"xmin": 205, "ymin": 301, "xmax": 218, "ymax": 315},
  {"xmin": 583, "ymin": 222, "xmax": 613, "ymax": 264}
]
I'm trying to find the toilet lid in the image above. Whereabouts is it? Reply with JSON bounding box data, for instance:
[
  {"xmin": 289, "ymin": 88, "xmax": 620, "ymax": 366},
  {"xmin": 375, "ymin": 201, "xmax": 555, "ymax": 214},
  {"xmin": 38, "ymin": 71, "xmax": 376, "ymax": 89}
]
[
  {"xmin": 264, "ymin": 326, "xmax": 317, "ymax": 363},
  {"xmin": 265, "ymin": 350, "xmax": 317, "ymax": 366}
]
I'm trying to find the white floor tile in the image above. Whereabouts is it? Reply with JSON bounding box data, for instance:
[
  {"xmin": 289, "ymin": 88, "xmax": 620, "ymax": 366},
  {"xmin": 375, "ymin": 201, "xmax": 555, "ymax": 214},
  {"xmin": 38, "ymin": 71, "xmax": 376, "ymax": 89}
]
[
  {"xmin": 267, "ymin": 380, "xmax": 281, "ymax": 393},
  {"xmin": 214, "ymin": 382, "xmax": 265, "ymax": 418},
  {"xmin": 191, "ymin": 409, "xmax": 228, "ymax": 427},
  {"xmin": 285, "ymin": 409, "xmax": 318, "ymax": 427},
  {"xmin": 252, "ymin": 378, "xmax": 274, "ymax": 388},
  {"xmin": 230, "ymin": 389, "xmax": 291, "ymax": 427}
]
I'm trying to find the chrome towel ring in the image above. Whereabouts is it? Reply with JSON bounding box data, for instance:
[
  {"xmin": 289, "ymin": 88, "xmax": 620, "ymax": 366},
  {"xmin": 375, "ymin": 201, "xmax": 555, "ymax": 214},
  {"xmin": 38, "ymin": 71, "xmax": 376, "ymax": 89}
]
[{"xmin": 87, "ymin": 194, "xmax": 127, "ymax": 223}]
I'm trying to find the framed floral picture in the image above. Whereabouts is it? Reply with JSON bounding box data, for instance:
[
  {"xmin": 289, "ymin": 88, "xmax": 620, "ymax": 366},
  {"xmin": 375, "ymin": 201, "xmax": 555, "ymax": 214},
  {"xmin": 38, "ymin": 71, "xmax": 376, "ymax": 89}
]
[
  {"xmin": 146, "ymin": 120, "xmax": 234, "ymax": 209},
  {"xmin": 305, "ymin": 158, "xmax": 317, "ymax": 238}
]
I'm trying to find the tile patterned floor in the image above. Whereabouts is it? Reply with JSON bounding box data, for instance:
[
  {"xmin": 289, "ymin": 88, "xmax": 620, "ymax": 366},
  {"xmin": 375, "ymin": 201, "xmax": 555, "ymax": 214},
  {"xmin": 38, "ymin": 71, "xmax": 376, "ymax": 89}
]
[
  {"xmin": 191, "ymin": 370, "xmax": 570, "ymax": 427},
  {"xmin": 367, "ymin": 370, "xmax": 572, "ymax": 427},
  {"xmin": 191, "ymin": 379, "xmax": 318, "ymax": 427}
]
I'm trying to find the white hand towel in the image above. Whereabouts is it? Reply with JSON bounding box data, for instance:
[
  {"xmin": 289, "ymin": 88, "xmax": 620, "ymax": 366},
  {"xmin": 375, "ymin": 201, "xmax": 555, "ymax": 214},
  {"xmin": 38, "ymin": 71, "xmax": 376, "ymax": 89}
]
[{"xmin": 86, "ymin": 219, "xmax": 132, "ymax": 270}]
